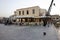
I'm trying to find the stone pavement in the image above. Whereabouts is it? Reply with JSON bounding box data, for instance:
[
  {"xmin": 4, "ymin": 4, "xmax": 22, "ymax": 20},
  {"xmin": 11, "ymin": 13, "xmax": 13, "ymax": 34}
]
[
  {"xmin": 0, "ymin": 24, "xmax": 58, "ymax": 40},
  {"xmin": 57, "ymin": 27, "xmax": 60, "ymax": 40}
]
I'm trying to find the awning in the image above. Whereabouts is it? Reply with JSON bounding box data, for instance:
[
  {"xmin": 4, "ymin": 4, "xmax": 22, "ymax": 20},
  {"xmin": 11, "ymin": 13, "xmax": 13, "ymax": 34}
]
[{"xmin": 14, "ymin": 16, "xmax": 35, "ymax": 18}]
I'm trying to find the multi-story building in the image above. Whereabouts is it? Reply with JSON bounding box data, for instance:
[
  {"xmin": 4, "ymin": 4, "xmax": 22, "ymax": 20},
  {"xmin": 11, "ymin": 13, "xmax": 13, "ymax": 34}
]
[
  {"xmin": 14, "ymin": 6, "xmax": 47, "ymax": 17},
  {"xmin": 12, "ymin": 6, "xmax": 48, "ymax": 25}
]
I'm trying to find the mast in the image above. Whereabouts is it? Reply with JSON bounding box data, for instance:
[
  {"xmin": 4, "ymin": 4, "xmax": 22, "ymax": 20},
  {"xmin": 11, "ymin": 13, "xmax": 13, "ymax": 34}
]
[
  {"xmin": 46, "ymin": 0, "xmax": 54, "ymax": 16},
  {"xmin": 43, "ymin": 0, "xmax": 54, "ymax": 26}
]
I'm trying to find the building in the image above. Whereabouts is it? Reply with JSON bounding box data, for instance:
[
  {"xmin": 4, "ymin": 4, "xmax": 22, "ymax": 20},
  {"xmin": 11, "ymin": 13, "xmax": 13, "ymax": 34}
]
[
  {"xmin": 50, "ymin": 15, "xmax": 60, "ymax": 28},
  {"xmin": 50, "ymin": 15, "xmax": 60, "ymax": 21},
  {"xmin": 11, "ymin": 6, "xmax": 49, "ymax": 25},
  {"xmin": 0, "ymin": 17, "xmax": 4, "ymax": 23},
  {"xmin": 14, "ymin": 6, "xmax": 47, "ymax": 17}
]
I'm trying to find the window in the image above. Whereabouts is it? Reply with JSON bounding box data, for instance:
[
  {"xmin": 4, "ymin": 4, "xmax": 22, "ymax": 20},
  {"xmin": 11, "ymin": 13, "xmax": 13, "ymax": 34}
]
[
  {"xmin": 27, "ymin": 10, "xmax": 29, "ymax": 15},
  {"xmin": 19, "ymin": 11, "xmax": 21, "ymax": 15},
  {"xmin": 22, "ymin": 11, "xmax": 24, "ymax": 15},
  {"xmin": 32, "ymin": 9, "xmax": 35, "ymax": 14},
  {"xmin": 39, "ymin": 13, "xmax": 42, "ymax": 16},
  {"xmin": 57, "ymin": 18, "xmax": 58, "ymax": 19},
  {"xmin": 53, "ymin": 18, "xmax": 55, "ymax": 19},
  {"xmin": 13, "ymin": 20, "xmax": 16, "ymax": 22}
]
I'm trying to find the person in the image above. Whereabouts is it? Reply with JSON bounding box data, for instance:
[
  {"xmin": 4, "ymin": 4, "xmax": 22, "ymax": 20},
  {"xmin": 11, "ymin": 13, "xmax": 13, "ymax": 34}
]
[
  {"xmin": 43, "ymin": 32, "xmax": 46, "ymax": 36},
  {"xmin": 43, "ymin": 19, "xmax": 47, "ymax": 26}
]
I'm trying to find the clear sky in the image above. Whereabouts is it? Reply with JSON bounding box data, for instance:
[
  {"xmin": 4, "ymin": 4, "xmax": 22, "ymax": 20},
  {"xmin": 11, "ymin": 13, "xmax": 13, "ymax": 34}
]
[{"xmin": 0, "ymin": 0, "xmax": 60, "ymax": 17}]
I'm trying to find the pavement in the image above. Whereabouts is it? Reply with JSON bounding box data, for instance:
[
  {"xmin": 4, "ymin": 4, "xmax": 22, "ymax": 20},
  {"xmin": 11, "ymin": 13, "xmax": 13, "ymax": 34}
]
[
  {"xmin": 0, "ymin": 24, "xmax": 58, "ymax": 40},
  {"xmin": 57, "ymin": 27, "xmax": 60, "ymax": 40}
]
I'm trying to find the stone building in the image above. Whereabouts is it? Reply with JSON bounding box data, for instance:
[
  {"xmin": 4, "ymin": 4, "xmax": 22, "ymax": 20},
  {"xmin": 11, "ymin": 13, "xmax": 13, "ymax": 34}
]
[
  {"xmin": 50, "ymin": 15, "xmax": 60, "ymax": 28},
  {"xmin": 11, "ymin": 6, "xmax": 48, "ymax": 25},
  {"xmin": 50, "ymin": 15, "xmax": 60, "ymax": 21}
]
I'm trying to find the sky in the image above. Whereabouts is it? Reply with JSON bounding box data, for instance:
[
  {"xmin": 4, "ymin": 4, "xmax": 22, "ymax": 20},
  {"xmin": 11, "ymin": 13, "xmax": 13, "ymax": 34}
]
[{"xmin": 0, "ymin": 0, "xmax": 60, "ymax": 17}]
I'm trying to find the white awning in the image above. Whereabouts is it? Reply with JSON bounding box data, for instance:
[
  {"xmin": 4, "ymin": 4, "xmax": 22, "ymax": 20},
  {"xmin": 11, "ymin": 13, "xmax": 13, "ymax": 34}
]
[{"xmin": 14, "ymin": 16, "xmax": 35, "ymax": 18}]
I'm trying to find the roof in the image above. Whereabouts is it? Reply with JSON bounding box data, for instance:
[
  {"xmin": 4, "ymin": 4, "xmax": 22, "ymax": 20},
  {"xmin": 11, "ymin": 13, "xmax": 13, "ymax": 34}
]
[{"xmin": 16, "ymin": 6, "xmax": 40, "ymax": 11}]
